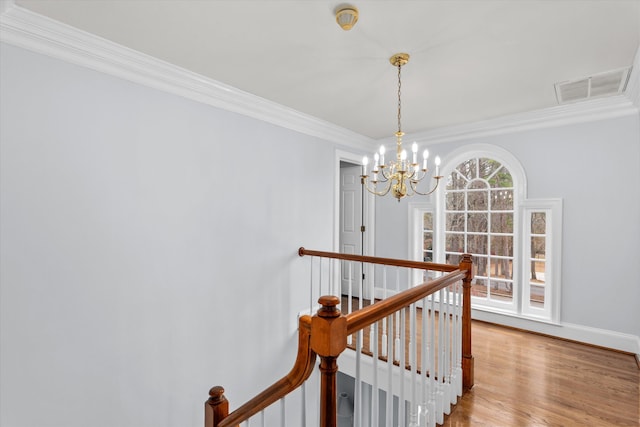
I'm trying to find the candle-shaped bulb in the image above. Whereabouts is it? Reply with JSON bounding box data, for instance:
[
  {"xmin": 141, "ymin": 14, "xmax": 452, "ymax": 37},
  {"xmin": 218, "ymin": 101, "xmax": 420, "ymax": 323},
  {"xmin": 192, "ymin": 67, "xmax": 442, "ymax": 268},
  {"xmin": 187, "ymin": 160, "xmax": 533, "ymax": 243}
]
[
  {"xmin": 373, "ymin": 153, "xmax": 379, "ymax": 172},
  {"xmin": 401, "ymin": 150, "xmax": 407, "ymax": 160},
  {"xmin": 435, "ymin": 156, "xmax": 441, "ymax": 166},
  {"xmin": 422, "ymin": 149, "xmax": 429, "ymax": 170},
  {"xmin": 412, "ymin": 142, "xmax": 418, "ymax": 164},
  {"xmin": 362, "ymin": 156, "xmax": 368, "ymax": 176},
  {"xmin": 435, "ymin": 155, "xmax": 441, "ymax": 176},
  {"xmin": 379, "ymin": 145, "xmax": 385, "ymax": 166}
]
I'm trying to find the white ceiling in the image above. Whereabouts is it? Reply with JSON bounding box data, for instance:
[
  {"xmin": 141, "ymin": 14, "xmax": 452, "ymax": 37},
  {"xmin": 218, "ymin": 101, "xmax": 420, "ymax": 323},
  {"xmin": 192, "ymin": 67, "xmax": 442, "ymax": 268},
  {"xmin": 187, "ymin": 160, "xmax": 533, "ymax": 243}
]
[{"xmin": 12, "ymin": 0, "xmax": 640, "ymax": 140}]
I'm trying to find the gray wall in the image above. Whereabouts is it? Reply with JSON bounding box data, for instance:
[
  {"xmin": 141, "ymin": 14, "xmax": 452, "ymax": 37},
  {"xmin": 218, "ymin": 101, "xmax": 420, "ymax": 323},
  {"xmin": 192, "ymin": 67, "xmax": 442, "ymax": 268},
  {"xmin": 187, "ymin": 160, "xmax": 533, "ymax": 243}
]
[
  {"xmin": 0, "ymin": 43, "xmax": 333, "ymax": 427},
  {"xmin": 376, "ymin": 115, "xmax": 640, "ymax": 341}
]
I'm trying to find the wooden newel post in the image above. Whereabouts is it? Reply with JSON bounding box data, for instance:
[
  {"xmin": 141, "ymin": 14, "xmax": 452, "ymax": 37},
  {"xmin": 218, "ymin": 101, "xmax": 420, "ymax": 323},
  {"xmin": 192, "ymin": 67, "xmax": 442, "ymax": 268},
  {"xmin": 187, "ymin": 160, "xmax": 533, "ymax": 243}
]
[
  {"xmin": 459, "ymin": 254, "xmax": 475, "ymax": 390},
  {"xmin": 311, "ymin": 296, "xmax": 348, "ymax": 427},
  {"xmin": 205, "ymin": 386, "xmax": 230, "ymax": 427}
]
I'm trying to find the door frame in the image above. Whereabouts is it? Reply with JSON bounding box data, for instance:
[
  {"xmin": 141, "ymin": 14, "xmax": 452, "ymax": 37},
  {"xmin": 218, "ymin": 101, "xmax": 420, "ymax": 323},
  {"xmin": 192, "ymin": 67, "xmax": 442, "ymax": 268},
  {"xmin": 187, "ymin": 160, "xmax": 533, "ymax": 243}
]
[
  {"xmin": 335, "ymin": 149, "xmax": 375, "ymax": 295},
  {"xmin": 334, "ymin": 149, "xmax": 375, "ymax": 256}
]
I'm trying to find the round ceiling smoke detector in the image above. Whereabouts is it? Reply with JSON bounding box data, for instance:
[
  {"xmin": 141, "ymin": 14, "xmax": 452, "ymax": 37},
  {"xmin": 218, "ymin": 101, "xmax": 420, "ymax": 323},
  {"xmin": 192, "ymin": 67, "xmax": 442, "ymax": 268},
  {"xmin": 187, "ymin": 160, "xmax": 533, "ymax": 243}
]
[{"xmin": 336, "ymin": 6, "xmax": 358, "ymax": 31}]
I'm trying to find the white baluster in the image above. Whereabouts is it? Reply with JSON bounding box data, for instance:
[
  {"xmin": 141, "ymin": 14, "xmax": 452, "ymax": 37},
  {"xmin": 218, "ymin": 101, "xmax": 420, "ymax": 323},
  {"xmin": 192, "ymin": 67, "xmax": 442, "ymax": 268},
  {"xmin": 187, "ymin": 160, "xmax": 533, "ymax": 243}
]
[
  {"xmin": 436, "ymin": 289, "xmax": 445, "ymax": 423},
  {"xmin": 444, "ymin": 287, "xmax": 452, "ymax": 411},
  {"xmin": 386, "ymin": 314, "xmax": 394, "ymax": 427},
  {"xmin": 301, "ymin": 382, "xmax": 306, "ymax": 427},
  {"xmin": 455, "ymin": 281, "xmax": 463, "ymax": 397},
  {"xmin": 394, "ymin": 269, "xmax": 401, "ymax": 362},
  {"xmin": 409, "ymin": 301, "xmax": 418, "ymax": 427},
  {"xmin": 347, "ymin": 262, "xmax": 353, "ymax": 345},
  {"xmin": 369, "ymin": 263, "xmax": 375, "ymax": 354},
  {"xmin": 280, "ymin": 396, "xmax": 286, "ymax": 427},
  {"xmin": 428, "ymin": 295, "xmax": 436, "ymax": 427},
  {"xmin": 381, "ymin": 267, "xmax": 388, "ymax": 358},
  {"xmin": 371, "ymin": 319, "xmax": 379, "ymax": 427},
  {"xmin": 399, "ymin": 308, "xmax": 406, "ymax": 427},
  {"xmin": 309, "ymin": 257, "xmax": 314, "ymax": 315},
  {"xmin": 354, "ymin": 331, "xmax": 362, "ymax": 427}
]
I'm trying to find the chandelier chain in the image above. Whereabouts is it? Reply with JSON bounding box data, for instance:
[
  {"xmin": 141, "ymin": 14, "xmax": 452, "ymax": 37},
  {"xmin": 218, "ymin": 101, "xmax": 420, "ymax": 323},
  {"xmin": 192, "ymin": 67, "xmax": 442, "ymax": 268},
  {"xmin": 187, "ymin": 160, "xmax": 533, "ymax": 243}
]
[
  {"xmin": 360, "ymin": 52, "xmax": 442, "ymax": 201},
  {"xmin": 397, "ymin": 63, "xmax": 402, "ymax": 133}
]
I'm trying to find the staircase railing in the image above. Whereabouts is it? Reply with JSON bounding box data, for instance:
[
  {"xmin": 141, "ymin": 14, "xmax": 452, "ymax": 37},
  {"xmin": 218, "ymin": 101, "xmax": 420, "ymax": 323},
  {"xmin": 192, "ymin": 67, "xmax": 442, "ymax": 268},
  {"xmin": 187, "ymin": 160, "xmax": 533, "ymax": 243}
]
[{"xmin": 205, "ymin": 247, "xmax": 474, "ymax": 427}]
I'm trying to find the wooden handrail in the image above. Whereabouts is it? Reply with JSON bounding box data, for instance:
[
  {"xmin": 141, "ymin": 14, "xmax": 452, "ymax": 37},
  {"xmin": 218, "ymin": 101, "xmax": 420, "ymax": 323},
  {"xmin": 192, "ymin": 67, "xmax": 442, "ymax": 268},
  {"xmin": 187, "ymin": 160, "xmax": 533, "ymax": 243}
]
[
  {"xmin": 206, "ymin": 249, "xmax": 474, "ymax": 427},
  {"xmin": 299, "ymin": 248, "xmax": 475, "ymax": 391},
  {"xmin": 345, "ymin": 270, "xmax": 466, "ymax": 335},
  {"xmin": 207, "ymin": 315, "xmax": 317, "ymax": 427},
  {"xmin": 298, "ymin": 247, "xmax": 458, "ymax": 272}
]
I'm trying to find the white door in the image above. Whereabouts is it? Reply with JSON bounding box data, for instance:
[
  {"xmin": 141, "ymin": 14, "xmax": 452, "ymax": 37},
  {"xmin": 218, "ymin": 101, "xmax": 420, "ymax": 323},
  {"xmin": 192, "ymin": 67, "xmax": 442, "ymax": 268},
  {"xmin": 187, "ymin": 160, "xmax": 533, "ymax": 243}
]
[{"xmin": 340, "ymin": 163, "xmax": 363, "ymax": 295}]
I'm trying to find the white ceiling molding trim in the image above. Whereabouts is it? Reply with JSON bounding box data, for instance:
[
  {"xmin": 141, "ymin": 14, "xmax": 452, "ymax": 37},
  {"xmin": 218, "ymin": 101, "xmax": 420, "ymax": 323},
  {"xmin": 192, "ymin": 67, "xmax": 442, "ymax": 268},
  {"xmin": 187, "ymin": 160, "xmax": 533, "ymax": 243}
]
[
  {"xmin": 0, "ymin": 3, "xmax": 373, "ymax": 151},
  {"xmin": 389, "ymin": 95, "xmax": 638, "ymax": 147},
  {"xmin": 624, "ymin": 46, "xmax": 640, "ymax": 110}
]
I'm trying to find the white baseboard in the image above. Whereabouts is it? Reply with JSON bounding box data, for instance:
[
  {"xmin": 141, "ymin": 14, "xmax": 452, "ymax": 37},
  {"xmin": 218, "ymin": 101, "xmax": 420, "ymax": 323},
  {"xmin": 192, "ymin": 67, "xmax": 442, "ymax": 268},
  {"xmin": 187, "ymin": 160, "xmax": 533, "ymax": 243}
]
[
  {"xmin": 471, "ymin": 309, "xmax": 639, "ymax": 356},
  {"xmin": 369, "ymin": 287, "xmax": 639, "ymax": 356}
]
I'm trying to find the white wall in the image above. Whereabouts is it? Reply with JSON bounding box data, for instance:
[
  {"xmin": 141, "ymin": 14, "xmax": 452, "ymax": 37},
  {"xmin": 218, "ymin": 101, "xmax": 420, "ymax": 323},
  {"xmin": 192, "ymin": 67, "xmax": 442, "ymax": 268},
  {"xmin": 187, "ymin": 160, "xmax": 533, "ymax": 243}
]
[
  {"xmin": 375, "ymin": 113, "xmax": 640, "ymax": 351},
  {"xmin": 0, "ymin": 43, "xmax": 335, "ymax": 427}
]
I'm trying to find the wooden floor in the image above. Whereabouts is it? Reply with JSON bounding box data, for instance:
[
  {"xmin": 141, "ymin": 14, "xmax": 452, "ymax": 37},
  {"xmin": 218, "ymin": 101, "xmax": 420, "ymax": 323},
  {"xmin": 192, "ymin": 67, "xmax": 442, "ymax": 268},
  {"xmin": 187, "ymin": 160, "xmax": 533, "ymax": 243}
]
[
  {"xmin": 340, "ymin": 296, "xmax": 639, "ymax": 426},
  {"xmin": 442, "ymin": 320, "xmax": 640, "ymax": 426}
]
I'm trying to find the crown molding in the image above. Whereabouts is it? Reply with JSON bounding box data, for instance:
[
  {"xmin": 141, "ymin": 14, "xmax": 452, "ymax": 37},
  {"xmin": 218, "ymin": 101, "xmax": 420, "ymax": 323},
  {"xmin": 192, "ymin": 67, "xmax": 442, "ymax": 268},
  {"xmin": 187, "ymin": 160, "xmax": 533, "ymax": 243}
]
[
  {"xmin": 2, "ymin": 3, "xmax": 637, "ymax": 152},
  {"xmin": 382, "ymin": 94, "xmax": 638, "ymax": 147},
  {"xmin": 0, "ymin": 3, "xmax": 373, "ymax": 151},
  {"xmin": 382, "ymin": 45, "xmax": 640, "ymax": 146},
  {"xmin": 624, "ymin": 45, "xmax": 640, "ymax": 109}
]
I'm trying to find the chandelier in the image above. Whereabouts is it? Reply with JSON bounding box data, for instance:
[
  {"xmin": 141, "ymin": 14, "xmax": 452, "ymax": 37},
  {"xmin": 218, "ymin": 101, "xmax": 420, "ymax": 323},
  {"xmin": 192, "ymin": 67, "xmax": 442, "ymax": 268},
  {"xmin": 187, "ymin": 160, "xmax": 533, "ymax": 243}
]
[{"xmin": 361, "ymin": 53, "xmax": 442, "ymax": 202}]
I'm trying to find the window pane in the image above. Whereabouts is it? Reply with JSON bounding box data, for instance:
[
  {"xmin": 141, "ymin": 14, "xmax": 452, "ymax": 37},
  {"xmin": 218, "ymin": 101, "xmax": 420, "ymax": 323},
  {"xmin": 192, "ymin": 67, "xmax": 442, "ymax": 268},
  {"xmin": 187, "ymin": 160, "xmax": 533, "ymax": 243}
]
[
  {"xmin": 490, "ymin": 279, "xmax": 513, "ymax": 302},
  {"xmin": 445, "ymin": 253, "xmax": 460, "ymax": 265},
  {"xmin": 446, "ymin": 171, "xmax": 468, "ymax": 190},
  {"xmin": 423, "ymin": 232, "xmax": 433, "ymax": 251},
  {"xmin": 531, "ymin": 236, "xmax": 545, "ymax": 260},
  {"xmin": 531, "ymin": 261, "xmax": 546, "ymax": 284},
  {"xmin": 531, "ymin": 212, "xmax": 546, "ymax": 234},
  {"xmin": 445, "ymin": 234, "xmax": 465, "ymax": 253},
  {"xmin": 491, "ymin": 235, "xmax": 513, "ymax": 257},
  {"xmin": 490, "ymin": 257, "xmax": 513, "ymax": 280},
  {"xmin": 467, "ymin": 190, "xmax": 488, "ymax": 210},
  {"xmin": 456, "ymin": 159, "xmax": 477, "ymax": 181},
  {"xmin": 491, "ymin": 190, "xmax": 513, "ymax": 210},
  {"xmin": 472, "ymin": 278, "xmax": 488, "ymax": 298},
  {"xmin": 488, "ymin": 166, "xmax": 513, "ymax": 188},
  {"xmin": 474, "ymin": 255, "xmax": 488, "ymax": 277},
  {"xmin": 423, "ymin": 250, "xmax": 433, "ymax": 262},
  {"xmin": 467, "ymin": 234, "xmax": 487, "ymax": 254},
  {"xmin": 478, "ymin": 158, "xmax": 502, "ymax": 180},
  {"xmin": 423, "ymin": 212, "xmax": 433, "ymax": 230},
  {"xmin": 490, "ymin": 212, "xmax": 513, "ymax": 233},
  {"xmin": 446, "ymin": 213, "xmax": 465, "ymax": 231},
  {"xmin": 530, "ymin": 284, "xmax": 545, "ymax": 308},
  {"xmin": 468, "ymin": 213, "xmax": 488, "ymax": 232},
  {"xmin": 468, "ymin": 179, "xmax": 488, "ymax": 190},
  {"xmin": 446, "ymin": 191, "xmax": 465, "ymax": 210}
]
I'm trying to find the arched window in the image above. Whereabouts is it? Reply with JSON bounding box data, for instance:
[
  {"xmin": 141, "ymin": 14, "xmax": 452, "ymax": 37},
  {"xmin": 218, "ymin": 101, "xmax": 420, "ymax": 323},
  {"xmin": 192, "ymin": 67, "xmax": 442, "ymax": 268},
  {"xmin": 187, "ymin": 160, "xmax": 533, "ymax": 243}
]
[
  {"xmin": 411, "ymin": 144, "xmax": 562, "ymax": 322},
  {"xmin": 444, "ymin": 157, "xmax": 516, "ymax": 308}
]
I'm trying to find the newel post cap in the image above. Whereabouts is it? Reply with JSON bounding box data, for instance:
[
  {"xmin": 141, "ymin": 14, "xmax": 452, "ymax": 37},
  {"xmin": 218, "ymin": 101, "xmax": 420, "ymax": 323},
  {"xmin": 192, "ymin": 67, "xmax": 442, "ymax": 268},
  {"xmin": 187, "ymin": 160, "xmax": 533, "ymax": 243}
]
[{"xmin": 311, "ymin": 295, "xmax": 347, "ymax": 357}]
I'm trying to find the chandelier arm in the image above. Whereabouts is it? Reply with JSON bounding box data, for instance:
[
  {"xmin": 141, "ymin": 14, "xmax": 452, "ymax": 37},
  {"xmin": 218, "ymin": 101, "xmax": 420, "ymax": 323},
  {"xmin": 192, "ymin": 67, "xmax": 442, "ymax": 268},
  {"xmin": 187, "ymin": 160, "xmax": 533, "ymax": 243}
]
[
  {"xmin": 362, "ymin": 178, "xmax": 393, "ymax": 197},
  {"xmin": 410, "ymin": 177, "xmax": 442, "ymax": 196},
  {"xmin": 409, "ymin": 168, "xmax": 427, "ymax": 182}
]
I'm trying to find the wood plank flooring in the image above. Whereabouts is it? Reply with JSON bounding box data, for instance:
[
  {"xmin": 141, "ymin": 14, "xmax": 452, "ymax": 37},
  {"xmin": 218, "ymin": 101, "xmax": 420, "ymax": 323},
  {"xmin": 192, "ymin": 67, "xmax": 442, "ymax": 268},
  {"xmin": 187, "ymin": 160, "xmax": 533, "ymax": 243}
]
[
  {"xmin": 341, "ymin": 297, "xmax": 639, "ymax": 426},
  {"xmin": 443, "ymin": 320, "xmax": 639, "ymax": 426}
]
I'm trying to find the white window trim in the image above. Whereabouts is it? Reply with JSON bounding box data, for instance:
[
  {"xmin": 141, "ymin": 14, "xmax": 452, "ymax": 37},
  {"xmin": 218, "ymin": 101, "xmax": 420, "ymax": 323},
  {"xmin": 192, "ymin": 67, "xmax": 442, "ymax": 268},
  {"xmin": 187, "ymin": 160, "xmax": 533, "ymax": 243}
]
[
  {"xmin": 406, "ymin": 143, "xmax": 563, "ymax": 324},
  {"xmin": 408, "ymin": 202, "xmax": 435, "ymax": 287},
  {"xmin": 520, "ymin": 199, "xmax": 563, "ymax": 323}
]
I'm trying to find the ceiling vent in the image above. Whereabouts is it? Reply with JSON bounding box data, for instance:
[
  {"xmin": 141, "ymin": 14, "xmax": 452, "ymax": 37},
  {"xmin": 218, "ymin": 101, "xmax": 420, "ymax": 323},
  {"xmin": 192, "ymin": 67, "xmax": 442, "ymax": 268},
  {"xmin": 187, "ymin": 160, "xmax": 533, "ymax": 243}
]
[{"xmin": 554, "ymin": 67, "xmax": 631, "ymax": 104}]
